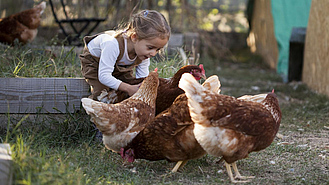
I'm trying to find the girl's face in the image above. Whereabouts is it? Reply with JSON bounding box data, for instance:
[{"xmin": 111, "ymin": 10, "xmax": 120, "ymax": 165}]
[{"xmin": 132, "ymin": 34, "xmax": 168, "ymax": 60}]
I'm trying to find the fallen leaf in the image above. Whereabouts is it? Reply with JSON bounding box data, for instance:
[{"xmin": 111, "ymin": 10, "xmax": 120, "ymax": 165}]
[
  {"xmin": 276, "ymin": 133, "xmax": 284, "ymax": 139},
  {"xmin": 277, "ymin": 142, "xmax": 290, "ymax": 145},
  {"xmin": 130, "ymin": 167, "xmax": 137, "ymax": 173},
  {"xmin": 297, "ymin": 144, "xmax": 308, "ymax": 148},
  {"xmin": 318, "ymin": 154, "xmax": 326, "ymax": 160}
]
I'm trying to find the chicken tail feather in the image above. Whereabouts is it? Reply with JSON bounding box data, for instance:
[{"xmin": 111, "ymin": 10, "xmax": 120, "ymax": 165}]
[
  {"xmin": 81, "ymin": 98, "xmax": 95, "ymax": 115},
  {"xmin": 179, "ymin": 73, "xmax": 204, "ymax": 100},
  {"xmin": 201, "ymin": 75, "xmax": 221, "ymax": 94},
  {"xmin": 178, "ymin": 73, "xmax": 208, "ymax": 124},
  {"xmin": 36, "ymin": 2, "xmax": 46, "ymax": 15}
]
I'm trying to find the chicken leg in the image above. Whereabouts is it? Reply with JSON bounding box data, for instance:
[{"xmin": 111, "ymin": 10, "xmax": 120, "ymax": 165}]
[
  {"xmin": 224, "ymin": 161, "xmax": 255, "ymax": 183},
  {"xmin": 171, "ymin": 160, "xmax": 188, "ymax": 172}
]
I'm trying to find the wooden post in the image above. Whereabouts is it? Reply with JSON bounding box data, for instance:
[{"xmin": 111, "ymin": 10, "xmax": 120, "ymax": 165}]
[
  {"xmin": 167, "ymin": 33, "xmax": 184, "ymax": 55},
  {"xmin": 0, "ymin": 144, "xmax": 12, "ymax": 185}
]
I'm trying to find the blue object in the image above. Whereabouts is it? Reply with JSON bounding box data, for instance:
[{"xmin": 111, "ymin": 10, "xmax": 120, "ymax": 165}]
[{"xmin": 271, "ymin": 0, "xmax": 312, "ymax": 82}]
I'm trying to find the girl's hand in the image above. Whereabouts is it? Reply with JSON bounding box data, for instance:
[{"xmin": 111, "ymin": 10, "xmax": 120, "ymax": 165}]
[{"xmin": 118, "ymin": 82, "xmax": 141, "ymax": 96}]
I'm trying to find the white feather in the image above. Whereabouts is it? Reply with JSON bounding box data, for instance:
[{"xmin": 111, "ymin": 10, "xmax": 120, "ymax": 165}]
[{"xmin": 81, "ymin": 98, "xmax": 95, "ymax": 114}]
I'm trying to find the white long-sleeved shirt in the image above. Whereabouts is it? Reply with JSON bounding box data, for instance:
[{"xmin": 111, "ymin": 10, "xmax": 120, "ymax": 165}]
[{"xmin": 87, "ymin": 34, "xmax": 150, "ymax": 90}]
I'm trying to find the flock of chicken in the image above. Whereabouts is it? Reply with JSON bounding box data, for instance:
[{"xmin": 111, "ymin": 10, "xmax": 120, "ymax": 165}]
[
  {"xmin": 0, "ymin": 2, "xmax": 282, "ymax": 183},
  {"xmin": 81, "ymin": 65, "xmax": 282, "ymax": 183}
]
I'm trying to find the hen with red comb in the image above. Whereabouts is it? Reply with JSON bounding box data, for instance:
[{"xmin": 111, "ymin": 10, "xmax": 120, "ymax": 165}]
[{"xmin": 179, "ymin": 73, "xmax": 282, "ymax": 183}]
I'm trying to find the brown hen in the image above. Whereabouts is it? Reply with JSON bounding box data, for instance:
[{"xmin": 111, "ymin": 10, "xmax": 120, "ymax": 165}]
[
  {"xmin": 0, "ymin": 1, "xmax": 46, "ymax": 45},
  {"xmin": 179, "ymin": 73, "xmax": 282, "ymax": 183},
  {"xmin": 81, "ymin": 71, "xmax": 159, "ymax": 153},
  {"xmin": 98, "ymin": 64, "xmax": 206, "ymax": 115},
  {"xmin": 121, "ymin": 75, "xmax": 221, "ymax": 172}
]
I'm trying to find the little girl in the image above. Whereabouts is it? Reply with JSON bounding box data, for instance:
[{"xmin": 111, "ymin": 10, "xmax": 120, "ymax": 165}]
[{"xmin": 80, "ymin": 10, "xmax": 171, "ymax": 100}]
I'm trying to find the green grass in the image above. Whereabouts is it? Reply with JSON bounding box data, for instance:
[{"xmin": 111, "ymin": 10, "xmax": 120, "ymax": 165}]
[
  {"xmin": 0, "ymin": 41, "xmax": 81, "ymax": 78},
  {"xmin": 1, "ymin": 45, "xmax": 328, "ymax": 184}
]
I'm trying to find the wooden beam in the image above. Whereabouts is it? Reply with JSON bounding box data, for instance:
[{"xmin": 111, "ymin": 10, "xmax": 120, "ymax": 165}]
[
  {"xmin": 0, "ymin": 78, "xmax": 90, "ymax": 113},
  {"xmin": 167, "ymin": 33, "xmax": 184, "ymax": 55},
  {"xmin": 0, "ymin": 144, "xmax": 12, "ymax": 185}
]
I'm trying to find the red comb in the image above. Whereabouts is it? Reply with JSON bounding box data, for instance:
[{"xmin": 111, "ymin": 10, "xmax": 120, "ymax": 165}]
[
  {"xmin": 154, "ymin": 68, "xmax": 158, "ymax": 72},
  {"xmin": 272, "ymin": 89, "xmax": 275, "ymax": 93},
  {"xmin": 199, "ymin": 64, "xmax": 205, "ymax": 74}
]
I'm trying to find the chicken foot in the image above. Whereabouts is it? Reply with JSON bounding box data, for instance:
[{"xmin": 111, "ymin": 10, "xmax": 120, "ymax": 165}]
[
  {"xmin": 232, "ymin": 162, "xmax": 255, "ymax": 180},
  {"xmin": 171, "ymin": 160, "xmax": 188, "ymax": 172},
  {"xmin": 224, "ymin": 161, "xmax": 255, "ymax": 183}
]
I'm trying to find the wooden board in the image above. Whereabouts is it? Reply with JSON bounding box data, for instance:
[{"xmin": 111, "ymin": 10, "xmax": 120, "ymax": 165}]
[
  {"xmin": 0, "ymin": 144, "xmax": 12, "ymax": 185},
  {"xmin": 302, "ymin": 0, "xmax": 329, "ymax": 97},
  {"xmin": 167, "ymin": 33, "xmax": 184, "ymax": 55},
  {"xmin": 247, "ymin": 0, "xmax": 278, "ymax": 69},
  {"xmin": 0, "ymin": 78, "xmax": 90, "ymax": 113}
]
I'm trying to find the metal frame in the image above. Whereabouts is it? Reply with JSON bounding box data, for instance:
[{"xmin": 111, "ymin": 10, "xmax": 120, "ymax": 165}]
[{"xmin": 48, "ymin": 0, "xmax": 107, "ymax": 45}]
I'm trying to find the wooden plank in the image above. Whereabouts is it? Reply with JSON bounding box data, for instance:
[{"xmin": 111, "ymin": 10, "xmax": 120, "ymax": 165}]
[
  {"xmin": 168, "ymin": 33, "xmax": 184, "ymax": 48},
  {"xmin": 0, "ymin": 78, "xmax": 90, "ymax": 113},
  {"xmin": 183, "ymin": 32, "xmax": 200, "ymax": 54},
  {"xmin": 0, "ymin": 144, "xmax": 12, "ymax": 185},
  {"xmin": 303, "ymin": 0, "xmax": 329, "ymax": 97},
  {"xmin": 248, "ymin": 0, "xmax": 278, "ymax": 69},
  {"xmin": 167, "ymin": 34, "xmax": 184, "ymax": 55}
]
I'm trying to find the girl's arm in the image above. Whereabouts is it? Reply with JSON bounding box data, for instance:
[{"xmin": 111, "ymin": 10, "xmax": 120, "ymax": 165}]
[
  {"xmin": 98, "ymin": 38, "xmax": 123, "ymax": 90},
  {"xmin": 118, "ymin": 58, "xmax": 149, "ymax": 96},
  {"xmin": 118, "ymin": 82, "xmax": 141, "ymax": 96}
]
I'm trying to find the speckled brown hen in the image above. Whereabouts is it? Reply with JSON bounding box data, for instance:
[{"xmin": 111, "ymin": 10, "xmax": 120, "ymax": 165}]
[
  {"xmin": 0, "ymin": 1, "xmax": 46, "ymax": 45},
  {"xmin": 121, "ymin": 75, "xmax": 221, "ymax": 172},
  {"xmin": 98, "ymin": 64, "xmax": 206, "ymax": 115},
  {"xmin": 81, "ymin": 71, "xmax": 159, "ymax": 153},
  {"xmin": 179, "ymin": 73, "xmax": 282, "ymax": 183}
]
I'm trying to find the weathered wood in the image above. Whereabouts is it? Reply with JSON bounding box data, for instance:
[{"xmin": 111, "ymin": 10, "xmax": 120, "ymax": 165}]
[
  {"xmin": 184, "ymin": 32, "xmax": 200, "ymax": 55},
  {"xmin": 303, "ymin": 0, "xmax": 329, "ymax": 97},
  {"xmin": 167, "ymin": 34, "xmax": 184, "ymax": 55},
  {"xmin": 247, "ymin": 0, "xmax": 278, "ymax": 69},
  {"xmin": 0, "ymin": 78, "xmax": 90, "ymax": 113},
  {"xmin": 0, "ymin": 144, "xmax": 12, "ymax": 185}
]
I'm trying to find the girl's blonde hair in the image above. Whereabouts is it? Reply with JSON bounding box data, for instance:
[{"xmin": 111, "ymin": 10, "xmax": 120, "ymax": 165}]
[{"xmin": 118, "ymin": 10, "xmax": 171, "ymax": 41}]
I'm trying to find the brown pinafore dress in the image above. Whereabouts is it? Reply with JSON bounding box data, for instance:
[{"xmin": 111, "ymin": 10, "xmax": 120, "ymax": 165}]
[{"xmin": 79, "ymin": 31, "xmax": 142, "ymax": 100}]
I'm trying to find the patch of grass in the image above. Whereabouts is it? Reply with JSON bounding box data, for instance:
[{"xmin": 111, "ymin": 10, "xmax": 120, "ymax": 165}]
[
  {"xmin": 1, "ymin": 46, "xmax": 328, "ymax": 184},
  {"xmin": 0, "ymin": 43, "xmax": 81, "ymax": 78}
]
